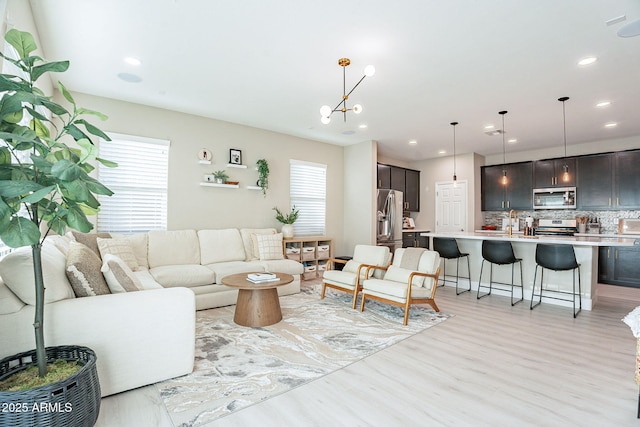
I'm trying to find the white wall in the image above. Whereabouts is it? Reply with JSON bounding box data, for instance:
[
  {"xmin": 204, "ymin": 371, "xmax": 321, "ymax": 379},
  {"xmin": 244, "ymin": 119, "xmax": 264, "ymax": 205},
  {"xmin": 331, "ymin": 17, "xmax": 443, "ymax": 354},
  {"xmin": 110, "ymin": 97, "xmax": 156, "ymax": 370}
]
[
  {"xmin": 343, "ymin": 140, "xmax": 377, "ymax": 254},
  {"xmin": 60, "ymin": 92, "xmax": 348, "ymax": 250}
]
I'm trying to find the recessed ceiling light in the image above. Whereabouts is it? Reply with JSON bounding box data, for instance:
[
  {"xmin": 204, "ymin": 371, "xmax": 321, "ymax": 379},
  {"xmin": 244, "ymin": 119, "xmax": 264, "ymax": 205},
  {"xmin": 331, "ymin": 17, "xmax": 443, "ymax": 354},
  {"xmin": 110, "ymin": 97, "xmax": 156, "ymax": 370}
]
[
  {"xmin": 408, "ymin": 140, "xmax": 417, "ymax": 145},
  {"xmin": 359, "ymin": 124, "xmax": 368, "ymax": 129},
  {"xmin": 578, "ymin": 56, "xmax": 597, "ymax": 66},
  {"xmin": 604, "ymin": 122, "xmax": 618, "ymax": 128},
  {"xmin": 117, "ymin": 72, "xmax": 142, "ymax": 83},
  {"xmin": 596, "ymin": 101, "xmax": 611, "ymax": 108},
  {"xmin": 484, "ymin": 125, "xmax": 495, "ymax": 130},
  {"xmin": 438, "ymin": 149, "xmax": 446, "ymax": 155},
  {"xmin": 508, "ymin": 138, "xmax": 518, "ymax": 144},
  {"xmin": 124, "ymin": 57, "xmax": 141, "ymax": 66}
]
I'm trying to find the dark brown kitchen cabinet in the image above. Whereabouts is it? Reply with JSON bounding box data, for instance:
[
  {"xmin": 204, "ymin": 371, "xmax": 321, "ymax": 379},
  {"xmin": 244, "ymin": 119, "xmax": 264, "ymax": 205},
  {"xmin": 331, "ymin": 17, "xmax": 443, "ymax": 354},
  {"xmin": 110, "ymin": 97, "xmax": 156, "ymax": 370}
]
[
  {"xmin": 481, "ymin": 162, "xmax": 532, "ymax": 211},
  {"xmin": 377, "ymin": 163, "xmax": 420, "ymax": 212},
  {"xmin": 377, "ymin": 163, "xmax": 391, "ymax": 189},
  {"xmin": 402, "ymin": 231, "xmax": 429, "ymax": 248},
  {"xmin": 577, "ymin": 153, "xmax": 613, "ymax": 210},
  {"xmin": 533, "ymin": 158, "xmax": 576, "ymax": 187},
  {"xmin": 598, "ymin": 246, "xmax": 640, "ymax": 288},
  {"xmin": 615, "ymin": 150, "xmax": 640, "ymax": 208}
]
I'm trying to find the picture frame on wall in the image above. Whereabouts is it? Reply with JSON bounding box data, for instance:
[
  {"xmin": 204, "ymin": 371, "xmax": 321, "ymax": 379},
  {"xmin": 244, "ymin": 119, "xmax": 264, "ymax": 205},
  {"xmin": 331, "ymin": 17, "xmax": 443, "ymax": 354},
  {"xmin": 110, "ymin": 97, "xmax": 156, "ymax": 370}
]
[{"xmin": 229, "ymin": 149, "xmax": 242, "ymax": 165}]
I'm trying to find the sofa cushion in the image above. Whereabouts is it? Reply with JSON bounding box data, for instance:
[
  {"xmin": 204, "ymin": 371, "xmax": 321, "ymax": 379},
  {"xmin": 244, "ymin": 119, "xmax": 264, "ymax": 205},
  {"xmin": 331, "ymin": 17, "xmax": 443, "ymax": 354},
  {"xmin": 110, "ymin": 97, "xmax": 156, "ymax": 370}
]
[
  {"xmin": 148, "ymin": 230, "xmax": 200, "ymax": 268},
  {"xmin": 66, "ymin": 241, "xmax": 112, "ymax": 297},
  {"xmin": 69, "ymin": 231, "xmax": 111, "ymax": 257},
  {"xmin": 240, "ymin": 228, "xmax": 277, "ymax": 260},
  {"xmin": 255, "ymin": 233, "xmax": 284, "ymax": 260},
  {"xmin": 149, "ymin": 264, "xmax": 215, "ymax": 288},
  {"xmin": 0, "ymin": 243, "xmax": 75, "ymax": 305},
  {"xmin": 258, "ymin": 259, "xmax": 304, "ymax": 275},
  {"xmin": 205, "ymin": 261, "xmax": 263, "ymax": 284},
  {"xmin": 198, "ymin": 229, "xmax": 246, "ymax": 265},
  {"xmin": 0, "ymin": 280, "xmax": 25, "ymax": 314},
  {"xmin": 132, "ymin": 270, "xmax": 164, "ymax": 290},
  {"xmin": 101, "ymin": 254, "xmax": 143, "ymax": 293},
  {"xmin": 97, "ymin": 237, "xmax": 139, "ymax": 271}
]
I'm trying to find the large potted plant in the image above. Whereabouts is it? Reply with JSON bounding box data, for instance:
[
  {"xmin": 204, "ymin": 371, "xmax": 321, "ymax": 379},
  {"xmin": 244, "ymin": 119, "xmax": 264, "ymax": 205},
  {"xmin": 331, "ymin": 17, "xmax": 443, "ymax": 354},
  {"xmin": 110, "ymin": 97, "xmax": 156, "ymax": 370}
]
[{"xmin": 0, "ymin": 29, "xmax": 115, "ymax": 426}]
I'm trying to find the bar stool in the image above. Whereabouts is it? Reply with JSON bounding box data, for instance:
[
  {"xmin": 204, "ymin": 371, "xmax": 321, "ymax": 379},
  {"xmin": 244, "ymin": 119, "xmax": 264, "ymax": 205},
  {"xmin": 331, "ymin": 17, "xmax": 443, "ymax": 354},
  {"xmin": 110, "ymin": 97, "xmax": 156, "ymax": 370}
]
[
  {"xmin": 530, "ymin": 243, "xmax": 581, "ymax": 318},
  {"xmin": 477, "ymin": 240, "xmax": 523, "ymax": 305},
  {"xmin": 433, "ymin": 237, "xmax": 471, "ymax": 295}
]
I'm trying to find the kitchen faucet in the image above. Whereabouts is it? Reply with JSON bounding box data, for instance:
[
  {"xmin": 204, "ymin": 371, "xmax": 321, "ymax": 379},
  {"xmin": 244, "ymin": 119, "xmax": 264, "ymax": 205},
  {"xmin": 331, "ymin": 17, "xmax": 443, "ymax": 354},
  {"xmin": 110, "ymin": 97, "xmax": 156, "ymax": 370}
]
[{"xmin": 508, "ymin": 210, "xmax": 517, "ymax": 237}]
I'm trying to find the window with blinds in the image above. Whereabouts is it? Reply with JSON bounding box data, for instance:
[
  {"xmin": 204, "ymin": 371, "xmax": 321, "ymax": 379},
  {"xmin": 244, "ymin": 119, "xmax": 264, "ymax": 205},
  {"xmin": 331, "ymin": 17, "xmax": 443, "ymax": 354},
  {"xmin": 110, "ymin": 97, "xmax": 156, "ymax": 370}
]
[
  {"xmin": 290, "ymin": 160, "xmax": 326, "ymax": 236},
  {"xmin": 97, "ymin": 133, "xmax": 170, "ymax": 234}
]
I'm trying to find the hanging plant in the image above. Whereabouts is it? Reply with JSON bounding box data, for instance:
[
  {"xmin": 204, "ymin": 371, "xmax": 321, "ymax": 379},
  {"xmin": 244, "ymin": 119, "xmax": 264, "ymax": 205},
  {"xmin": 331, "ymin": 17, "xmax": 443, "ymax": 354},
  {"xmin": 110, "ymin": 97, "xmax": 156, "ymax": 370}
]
[{"xmin": 256, "ymin": 159, "xmax": 269, "ymax": 195}]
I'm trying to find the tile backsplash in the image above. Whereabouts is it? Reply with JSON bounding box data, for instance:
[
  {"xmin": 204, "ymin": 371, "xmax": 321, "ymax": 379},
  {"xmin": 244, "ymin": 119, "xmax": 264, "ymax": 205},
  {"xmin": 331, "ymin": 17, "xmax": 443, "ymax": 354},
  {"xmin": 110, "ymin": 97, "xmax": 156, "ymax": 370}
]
[{"xmin": 483, "ymin": 210, "xmax": 640, "ymax": 234}]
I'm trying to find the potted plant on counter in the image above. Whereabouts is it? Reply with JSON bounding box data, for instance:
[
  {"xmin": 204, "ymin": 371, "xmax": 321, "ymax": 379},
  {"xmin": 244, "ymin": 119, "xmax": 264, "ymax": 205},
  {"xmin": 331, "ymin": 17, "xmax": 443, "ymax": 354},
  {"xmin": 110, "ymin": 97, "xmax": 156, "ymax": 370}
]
[
  {"xmin": 0, "ymin": 29, "xmax": 115, "ymax": 426},
  {"xmin": 273, "ymin": 205, "xmax": 299, "ymax": 238}
]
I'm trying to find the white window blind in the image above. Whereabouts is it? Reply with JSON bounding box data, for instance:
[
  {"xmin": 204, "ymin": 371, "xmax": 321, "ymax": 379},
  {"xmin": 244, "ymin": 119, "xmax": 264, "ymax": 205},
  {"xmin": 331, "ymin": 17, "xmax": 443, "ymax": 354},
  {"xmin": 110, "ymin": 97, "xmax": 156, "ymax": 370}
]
[
  {"xmin": 97, "ymin": 133, "xmax": 169, "ymax": 234},
  {"xmin": 290, "ymin": 160, "xmax": 326, "ymax": 236}
]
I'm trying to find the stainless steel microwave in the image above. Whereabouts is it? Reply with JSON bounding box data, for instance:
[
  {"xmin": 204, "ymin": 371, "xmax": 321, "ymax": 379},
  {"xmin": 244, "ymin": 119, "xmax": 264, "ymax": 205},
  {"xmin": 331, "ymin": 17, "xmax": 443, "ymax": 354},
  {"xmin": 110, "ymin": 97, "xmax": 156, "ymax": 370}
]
[{"xmin": 533, "ymin": 187, "xmax": 576, "ymax": 210}]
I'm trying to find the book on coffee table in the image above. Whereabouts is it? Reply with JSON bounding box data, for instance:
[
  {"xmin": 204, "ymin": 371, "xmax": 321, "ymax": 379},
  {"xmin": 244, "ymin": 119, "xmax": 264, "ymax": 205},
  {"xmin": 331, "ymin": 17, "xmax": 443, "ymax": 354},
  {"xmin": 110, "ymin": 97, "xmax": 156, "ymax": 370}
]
[{"xmin": 246, "ymin": 273, "xmax": 278, "ymax": 283}]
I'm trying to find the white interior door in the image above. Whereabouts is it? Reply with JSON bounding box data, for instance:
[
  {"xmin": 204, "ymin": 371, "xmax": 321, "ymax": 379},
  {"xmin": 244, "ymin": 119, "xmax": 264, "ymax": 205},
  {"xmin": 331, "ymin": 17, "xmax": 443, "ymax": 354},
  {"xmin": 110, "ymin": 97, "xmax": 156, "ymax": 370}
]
[{"xmin": 435, "ymin": 181, "xmax": 467, "ymax": 232}]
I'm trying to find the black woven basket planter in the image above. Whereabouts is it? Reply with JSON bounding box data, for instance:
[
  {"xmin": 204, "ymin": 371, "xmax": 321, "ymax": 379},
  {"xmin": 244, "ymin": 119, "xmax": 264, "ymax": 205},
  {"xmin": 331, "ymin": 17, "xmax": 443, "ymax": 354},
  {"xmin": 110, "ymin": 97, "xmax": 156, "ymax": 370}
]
[{"xmin": 0, "ymin": 345, "xmax": 101, "ymax": 427}]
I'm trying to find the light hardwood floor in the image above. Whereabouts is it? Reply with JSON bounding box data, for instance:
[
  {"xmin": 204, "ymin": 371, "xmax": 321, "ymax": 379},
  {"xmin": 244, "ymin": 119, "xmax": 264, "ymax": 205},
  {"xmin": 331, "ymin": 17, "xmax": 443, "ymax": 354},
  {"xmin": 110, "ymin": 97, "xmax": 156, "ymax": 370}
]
[{"xmin": 96, "ymin": 283, "xmax": 640, "ymax": 426}]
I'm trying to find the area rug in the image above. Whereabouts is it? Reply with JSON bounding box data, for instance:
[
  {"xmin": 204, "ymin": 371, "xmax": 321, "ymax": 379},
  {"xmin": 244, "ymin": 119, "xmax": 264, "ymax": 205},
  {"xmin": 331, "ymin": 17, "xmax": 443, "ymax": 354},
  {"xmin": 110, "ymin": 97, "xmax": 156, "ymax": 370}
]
[{"xmin": 156, "ymin": 285, "xmax": 451, "ymax": 426}]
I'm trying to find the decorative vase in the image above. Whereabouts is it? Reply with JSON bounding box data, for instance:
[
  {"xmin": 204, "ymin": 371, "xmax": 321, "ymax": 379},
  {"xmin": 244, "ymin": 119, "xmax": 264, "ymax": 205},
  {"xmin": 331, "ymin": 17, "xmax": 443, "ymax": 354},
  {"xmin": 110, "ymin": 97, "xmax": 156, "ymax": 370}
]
[
  {"xmin": 0, "ymin": 345, "xmax": 101, "ymax": 427},
  {"xmin": 281, "ymin": 224, "xmax": 294, "ymax": 238}
]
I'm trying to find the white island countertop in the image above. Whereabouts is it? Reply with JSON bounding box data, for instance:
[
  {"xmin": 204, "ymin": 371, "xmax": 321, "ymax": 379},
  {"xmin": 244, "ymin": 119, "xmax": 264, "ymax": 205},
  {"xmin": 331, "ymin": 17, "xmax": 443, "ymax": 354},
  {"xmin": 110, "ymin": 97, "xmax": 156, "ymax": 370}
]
[{"xmin": 419, "ymin": 230, "xmax": 638, "ymax": 247}]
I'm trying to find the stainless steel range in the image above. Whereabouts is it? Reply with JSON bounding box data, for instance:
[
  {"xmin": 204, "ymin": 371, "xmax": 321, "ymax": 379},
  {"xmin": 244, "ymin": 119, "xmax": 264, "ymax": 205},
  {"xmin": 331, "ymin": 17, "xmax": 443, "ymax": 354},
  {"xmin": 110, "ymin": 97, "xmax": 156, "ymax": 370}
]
[{"xmin": 536, "ymin": 219, "xmax": 577, "ymax": 236}]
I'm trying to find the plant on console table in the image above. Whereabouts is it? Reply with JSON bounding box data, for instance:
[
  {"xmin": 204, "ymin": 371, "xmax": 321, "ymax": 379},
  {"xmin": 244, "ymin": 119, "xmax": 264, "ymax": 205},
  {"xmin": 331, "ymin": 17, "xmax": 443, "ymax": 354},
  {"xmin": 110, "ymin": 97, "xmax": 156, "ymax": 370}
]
[
  {"xmin": 273, "ymin": 205, "xmax": 299, "ymax": 238},
  {"xmin": 0, "ymin": 29, "xmax": 116, "ymax": 425}
]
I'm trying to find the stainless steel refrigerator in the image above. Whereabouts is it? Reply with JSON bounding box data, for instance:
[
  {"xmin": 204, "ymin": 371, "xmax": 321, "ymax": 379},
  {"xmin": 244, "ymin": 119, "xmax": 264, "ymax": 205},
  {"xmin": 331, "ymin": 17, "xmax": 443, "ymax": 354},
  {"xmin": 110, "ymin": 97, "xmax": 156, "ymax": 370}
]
[{"xmin": 376, "ymin": 189, "xmax": 403, "ymax": 252}]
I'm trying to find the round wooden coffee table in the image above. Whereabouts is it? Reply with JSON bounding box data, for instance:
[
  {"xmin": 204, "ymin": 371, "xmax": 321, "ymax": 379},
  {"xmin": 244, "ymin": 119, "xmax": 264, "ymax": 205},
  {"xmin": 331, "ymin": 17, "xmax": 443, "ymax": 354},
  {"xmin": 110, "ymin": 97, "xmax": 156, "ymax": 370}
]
[{"xmin": 222, "ymin": 272, "xmax": 294, "ymax": 327}]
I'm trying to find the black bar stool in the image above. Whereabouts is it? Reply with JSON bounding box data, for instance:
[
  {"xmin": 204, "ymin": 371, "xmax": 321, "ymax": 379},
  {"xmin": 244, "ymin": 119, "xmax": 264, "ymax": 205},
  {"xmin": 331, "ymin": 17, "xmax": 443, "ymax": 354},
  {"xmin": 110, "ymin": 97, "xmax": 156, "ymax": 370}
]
[
  {"xmin": 477, "ymin": 240, "xmax": 523, "ymax": 305},
  {"xmin": 530, "ymin": 243, "xmax": 581, "ymax": 318},
  {"xmin": 433, "ymin": 237, "xmax": 471, "ymax": 295}
]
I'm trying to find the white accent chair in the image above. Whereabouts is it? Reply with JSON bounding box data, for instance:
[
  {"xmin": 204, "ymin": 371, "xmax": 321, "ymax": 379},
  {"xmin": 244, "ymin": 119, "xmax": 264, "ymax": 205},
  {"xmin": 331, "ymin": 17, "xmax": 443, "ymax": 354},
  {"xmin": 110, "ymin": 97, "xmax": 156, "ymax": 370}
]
[
  {"xmin": 360, "ymin": 248, "xmax": 441, "ymax": 326},
  {"xmin": 321, "ymin": 245, "xmax": 391, "ymax": 309}
]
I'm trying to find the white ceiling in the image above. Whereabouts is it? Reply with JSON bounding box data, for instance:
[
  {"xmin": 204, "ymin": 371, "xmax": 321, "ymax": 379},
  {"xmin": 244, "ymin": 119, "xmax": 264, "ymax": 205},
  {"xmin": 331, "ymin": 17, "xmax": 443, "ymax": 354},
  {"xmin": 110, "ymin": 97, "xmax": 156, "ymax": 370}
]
[{"xmin": 27, "ymin": 0, "xmax": 640, "ymax": 162}]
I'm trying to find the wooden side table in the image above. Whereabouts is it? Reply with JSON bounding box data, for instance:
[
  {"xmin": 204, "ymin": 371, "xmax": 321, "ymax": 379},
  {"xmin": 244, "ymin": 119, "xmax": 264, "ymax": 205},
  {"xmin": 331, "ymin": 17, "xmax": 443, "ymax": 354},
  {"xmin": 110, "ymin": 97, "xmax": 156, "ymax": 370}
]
[{"xmin": 222, "ymin": 272, "xmax": 294, "ymax": 327}]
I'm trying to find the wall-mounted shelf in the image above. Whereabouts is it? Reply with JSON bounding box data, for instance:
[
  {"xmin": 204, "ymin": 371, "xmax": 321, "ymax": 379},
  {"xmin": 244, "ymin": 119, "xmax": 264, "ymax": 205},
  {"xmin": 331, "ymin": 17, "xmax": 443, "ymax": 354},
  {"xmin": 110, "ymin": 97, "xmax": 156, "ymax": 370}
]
[
  {"xmin": 227, "ymin": 164, "xmax": 247, "ymax": 169},
  {"xmin": 200, "ymin": 182, "xmax": 239, "ymax": 189},
  {"xmin": 198, "ymin": 160, "xmax": 212, "ymax": 165},
  {"xmin": 246, "ymin": 185, "xmax": 262, "ymax": 190}
]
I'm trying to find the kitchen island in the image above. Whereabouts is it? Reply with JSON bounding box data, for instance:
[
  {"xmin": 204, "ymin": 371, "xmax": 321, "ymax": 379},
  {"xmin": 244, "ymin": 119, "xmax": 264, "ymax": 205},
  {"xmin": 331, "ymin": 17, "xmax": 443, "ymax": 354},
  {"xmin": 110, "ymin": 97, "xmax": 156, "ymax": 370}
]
[{"xmin": 420, "ymin": 231, "xmax": 638, "ymax": 310}]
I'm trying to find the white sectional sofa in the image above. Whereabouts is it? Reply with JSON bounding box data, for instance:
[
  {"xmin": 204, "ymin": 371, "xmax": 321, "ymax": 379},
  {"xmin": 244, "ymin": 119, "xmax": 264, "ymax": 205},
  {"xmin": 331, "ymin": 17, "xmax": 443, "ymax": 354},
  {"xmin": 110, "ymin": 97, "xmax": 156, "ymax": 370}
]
[{"xmin": 0, "ymin": 227, "xmax": 303, "ymax": 396}]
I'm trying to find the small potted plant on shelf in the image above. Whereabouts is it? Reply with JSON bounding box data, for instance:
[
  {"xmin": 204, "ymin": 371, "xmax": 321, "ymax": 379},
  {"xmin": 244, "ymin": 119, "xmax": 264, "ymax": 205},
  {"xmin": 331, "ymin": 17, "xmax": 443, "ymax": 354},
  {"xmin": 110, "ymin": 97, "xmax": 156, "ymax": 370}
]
[
  {"xmin": 256, "ymin": 159, "xmax": 269, "ymax": 195},
  {"xmin": 212, "ymin": 170, "xmax": 229, "ymax": 184},
  {"xmin": 273, "ymin": 205, "xmax": 299, "ymax": 238}
]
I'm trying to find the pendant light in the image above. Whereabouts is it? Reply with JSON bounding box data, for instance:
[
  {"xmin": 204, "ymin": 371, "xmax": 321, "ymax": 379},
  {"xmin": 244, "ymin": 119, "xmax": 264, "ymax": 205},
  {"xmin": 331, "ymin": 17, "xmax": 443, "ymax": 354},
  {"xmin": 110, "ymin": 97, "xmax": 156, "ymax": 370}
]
[
  {"xmin": 499, "ymin": 110, "xmax": 508, "ymax": 185},
  {"xmin": 558, "ymin": 96, "xmax": 570, "ymax": 183},
  {"xmin": 451, "ymin": 121, "xmax": 458, "ymax": 185}
]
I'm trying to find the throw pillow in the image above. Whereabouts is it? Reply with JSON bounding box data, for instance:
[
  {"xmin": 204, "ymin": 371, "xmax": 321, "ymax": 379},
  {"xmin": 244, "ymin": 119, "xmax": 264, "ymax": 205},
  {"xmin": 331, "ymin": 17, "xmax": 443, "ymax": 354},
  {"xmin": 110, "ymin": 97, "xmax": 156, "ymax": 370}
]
[
  {"xmin": 97, "ymin": 237, "xmax": 139, "ymax": 271},
  {"xmin": 101, "ymin": 254, "xmax": 143, "ymax": 293},
  {"xmin": 65, "ymin": 241, "xmax": 111, "ymax": 297},
  {"xmin": 69, "ymin": 231, "xmax": 111, "ymax": 257},
  {"xmin": 240, "ymin": 228, "xmax": 276, "ymax": 260},
  {"xmin": 255, "ymin": 233, "xmax": 284, "ymax": 261},
  {"xmin": 0, "ymin": 243, "xmax": 75, "ymax": 305}
]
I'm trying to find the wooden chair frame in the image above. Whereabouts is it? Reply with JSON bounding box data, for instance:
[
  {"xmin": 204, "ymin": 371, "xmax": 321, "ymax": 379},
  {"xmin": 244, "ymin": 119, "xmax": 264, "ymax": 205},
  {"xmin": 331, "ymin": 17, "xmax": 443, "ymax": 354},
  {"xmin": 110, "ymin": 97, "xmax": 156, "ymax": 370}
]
[
  {"xmin": 321, "ymin": 258, "xmax": 379, "ymax": 309},
  {"xmin": 360, "ymin": 265, "xmax": 441, "ymax": 326}
]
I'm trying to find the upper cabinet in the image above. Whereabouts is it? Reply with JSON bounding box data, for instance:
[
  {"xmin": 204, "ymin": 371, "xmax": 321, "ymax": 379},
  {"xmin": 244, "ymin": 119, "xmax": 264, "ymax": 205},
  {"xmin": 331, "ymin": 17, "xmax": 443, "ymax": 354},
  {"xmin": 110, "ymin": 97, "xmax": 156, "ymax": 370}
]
[
  {"xmin": 377, "ymin": 163, "xmax": 420, "ymax": 212},
  {"xmin": 615, "ymin": 150, "xmax": 640, "ymax": 209},
  {"xmin": 533, "ymin": 158, "xmax": 576, "ymax": 187},
  {"xmin": 481, "ymin": 162, "xmax": 532, "ymax": 211},
  {"xmin": 577, "ymin": 153, "xmax": 613, "ymax": 210}
]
